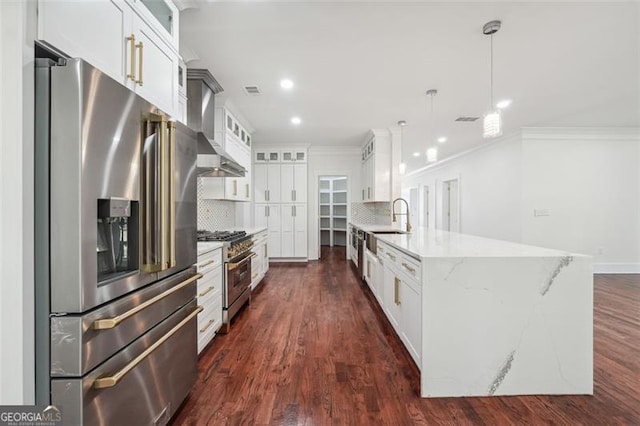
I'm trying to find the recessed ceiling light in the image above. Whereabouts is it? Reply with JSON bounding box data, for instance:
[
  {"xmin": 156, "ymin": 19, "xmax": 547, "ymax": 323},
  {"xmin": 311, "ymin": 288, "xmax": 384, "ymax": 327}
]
[
  {"xmin": 290, "ymin": 116, "xmax": 301, "ymax": 125},
  {"xmin": 496, "ymin": 99, "xmax": 512, "ymax": 109},
  {"xmin": 437, "ymin": 137, "xmax": 447, "ymax": 143},
  {"xmin": 426, "ymin": 147, "xmax": 438, "ymax": 162},
  {"xmin": 413, "ymin": 152, "xmax": 420, "ymax": 157},
  {"xmin": 280, "ymin": 79, "xmax": 294, "ymax": 90}
]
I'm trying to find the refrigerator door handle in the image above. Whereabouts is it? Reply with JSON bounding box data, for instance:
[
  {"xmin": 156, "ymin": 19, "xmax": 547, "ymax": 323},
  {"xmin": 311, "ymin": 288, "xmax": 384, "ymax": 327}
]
[
  {"xmin": 168, "ymin": 121, "xmax": 176, "ymax": 268},
  {"xmin": 92, "ymin": 273, "xmax": 202, "ymax": 330},
  {"xmin": 93, "ymin": 305, "xmax": 203, "ymax": 389}
]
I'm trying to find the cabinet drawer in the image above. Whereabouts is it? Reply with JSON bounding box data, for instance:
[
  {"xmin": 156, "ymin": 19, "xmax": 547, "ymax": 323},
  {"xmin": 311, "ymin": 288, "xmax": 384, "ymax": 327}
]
[
  {"xmin": 399, "ymin": 254, "xmax": 421, "ymax": 283},
  {"xmin": 197, "ymin": 265, "xmax": 222, "ymax": 300},
  {"xmin": 197, "ymin": 297, "xmax": 222, "ymax": 354},
  {"xmin": 197, "ymin": 248, "xmax": 222, "ymax": 272}
]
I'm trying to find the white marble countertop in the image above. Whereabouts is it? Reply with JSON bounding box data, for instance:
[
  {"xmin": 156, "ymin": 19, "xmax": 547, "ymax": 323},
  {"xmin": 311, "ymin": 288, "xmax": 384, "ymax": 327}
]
[
  {"xmin": 375, "ymin": 227, "xmax": 586, "ymax": 259},
  {"xmin": 242, "ymin": 226, "xmax": 267, "ymax": 236},
  {"xmin": 197, "ymin": 241, "xmax": 224, "ymax": 257}
]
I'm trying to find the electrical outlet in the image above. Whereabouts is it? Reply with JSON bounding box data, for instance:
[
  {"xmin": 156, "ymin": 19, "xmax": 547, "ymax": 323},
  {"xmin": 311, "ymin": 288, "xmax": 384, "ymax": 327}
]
[{"xmin": 534, "ymin": 209, "xmax": 550, "ymax": 217}]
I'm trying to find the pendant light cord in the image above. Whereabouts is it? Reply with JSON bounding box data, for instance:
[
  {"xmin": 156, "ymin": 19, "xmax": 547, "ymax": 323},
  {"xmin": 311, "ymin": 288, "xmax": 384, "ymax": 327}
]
[{"xmin": 490, "ymin": 32, "xmax": 494, "ymax": 109}]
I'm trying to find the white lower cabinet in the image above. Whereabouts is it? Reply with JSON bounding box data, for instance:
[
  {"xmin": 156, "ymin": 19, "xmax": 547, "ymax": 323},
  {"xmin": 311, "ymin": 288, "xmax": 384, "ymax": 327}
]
[
  {"xmin": 196, "ymin": 247, "xmax": 223, "ymax": 354},
  {"xmin": 281, "ymin": 204, "xmax": 307, "ymax": 258},
  {"xmin": 250, "ymin": 229, "xmax": 269, "ymax": 289},
  {"xmin": 378, "ymin": 241, "xmax": 422, "ymax": 367}
]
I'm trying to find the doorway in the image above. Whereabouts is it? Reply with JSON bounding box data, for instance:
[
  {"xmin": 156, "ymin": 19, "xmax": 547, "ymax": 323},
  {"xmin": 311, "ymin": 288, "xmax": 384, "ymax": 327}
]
[
  {"xmin": 319, "ymin": 176, "xmax": 348, "ymax": 256},
  {"xmin": 442, "ymin": 178, "xmax": 460, "ymax": 232}
]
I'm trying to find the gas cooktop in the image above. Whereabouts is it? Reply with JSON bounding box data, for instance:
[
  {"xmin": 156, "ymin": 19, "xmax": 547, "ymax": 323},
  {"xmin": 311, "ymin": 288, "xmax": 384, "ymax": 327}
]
[{"xmin": 197, "ymin": 230, "xmax": 247, "ymax": 242}]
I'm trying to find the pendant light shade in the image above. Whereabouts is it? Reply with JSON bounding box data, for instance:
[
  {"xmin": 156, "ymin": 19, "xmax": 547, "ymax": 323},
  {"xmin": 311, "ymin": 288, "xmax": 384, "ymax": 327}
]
[{"xmin": 483, "ymin": 20, "xmax": 502, "ymax": 139}]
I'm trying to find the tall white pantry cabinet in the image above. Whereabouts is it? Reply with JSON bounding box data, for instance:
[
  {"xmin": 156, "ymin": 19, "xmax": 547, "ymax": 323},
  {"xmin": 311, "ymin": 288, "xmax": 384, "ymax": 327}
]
[{"xmin": 254, "ymin": 148, "xmax": 308, "ymax": 259}]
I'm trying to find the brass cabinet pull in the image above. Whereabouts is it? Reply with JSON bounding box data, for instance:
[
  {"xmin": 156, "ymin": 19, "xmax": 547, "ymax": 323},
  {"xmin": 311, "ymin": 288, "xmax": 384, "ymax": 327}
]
[
  {"xmin": 362, "ymin": 189, "xmax": 364, "ymax": 200},
  {"xmin": 402, "ymin": 263, "xmax": 416, "ymax": 274},
  {"xmin": 367, "ymin": 260, "xmax": 371, "ymax": 277},
  {"xmin": 233, "ymin": 180, "xmax": 238, "ymax": 196},
  {"xmin": 386, "ymin": 252, "xmax": 396, "ymax": 261},
  {"xmin": 126, "ymin": 34, "xmax": 136, "ymax": 81},
  {"xmin": 394, "ymin": 277, "xmax": 401, "ymax": 305},
  {"xmin": 246, "ymin": 183, "xmax": 249, "ymax": 198},
  {"xmin": 198, "ymin": 259, "xmax": 215, "ymax": 269},
  {"xmin": 199, "ymin": 318, "xmax": 215, "ymax": 334},
  {"xmin": 267, "ymin": 205, "xmax": 270, "ymax": 217},
  {"xmin": 293, "ymin": 190, "xmax": 296, "ymax": 201},
  {"xmin": 198, "ymin": 286, "xmax": 215, "ymax": 298},
  {"xmin": 135, "ymin": 41, "xmax": 144, "ymax": 86},
  {"xmin": 93, "ymin": 305, "xmax": 203, "ymax": 389},
  {"xmin": 368, "ymin": 187, "xmax": 371, "ymax": 199},
  {"xmin": 92, "ymin": 273, "xmax": 202, "ymax": 330},
  {"xmin": 266, "ymin": 189, "xmax": 270, "ymax": 201},
  {"xmin": 265, "ymin": 245, "xmax": 268, "ymax": 258}
]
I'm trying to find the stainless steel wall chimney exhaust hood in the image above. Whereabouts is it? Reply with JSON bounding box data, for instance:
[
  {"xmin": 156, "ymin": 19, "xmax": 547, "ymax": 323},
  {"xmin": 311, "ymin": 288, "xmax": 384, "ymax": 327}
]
[{"xmin": 187, "ymin": 69, "xmax": 246, "ymax": 178}]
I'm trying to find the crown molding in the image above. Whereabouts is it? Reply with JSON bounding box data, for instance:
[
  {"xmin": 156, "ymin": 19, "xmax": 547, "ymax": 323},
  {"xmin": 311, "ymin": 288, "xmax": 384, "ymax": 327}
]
[{"xmin": 521, "ymin": 127, "xmax": 640, "ymax": 141}]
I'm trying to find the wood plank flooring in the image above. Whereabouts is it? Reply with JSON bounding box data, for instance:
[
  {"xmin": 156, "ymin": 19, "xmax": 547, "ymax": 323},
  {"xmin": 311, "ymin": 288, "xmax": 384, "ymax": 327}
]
[{"xmin": 172, "ymin": 247, "xmax": 640, "ymax": 425}]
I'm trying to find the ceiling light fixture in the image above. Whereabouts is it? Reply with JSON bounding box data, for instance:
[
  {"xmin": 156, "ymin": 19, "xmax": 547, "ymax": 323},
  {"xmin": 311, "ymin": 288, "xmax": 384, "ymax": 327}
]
[
  {"xmin": 496, "ymin": 99, "xmax": 512, "ymax": 109},
  {"xmin": 426, "ymin": 147, "xmax": 438, "ymax": 163},
  {"xmin": 483, "ymin": 20, "xmax": 503, "ymax": 139},
  {"xmin": 290, "ymin": 116, "xmax": 301, "ymax": 125},
  {"xmin": 398, "ymin": 120, "xmax": 407, "ymax": 175},
  {"xmin": 280, "ymin": 79, "xmax": 294, "ymax": 90},
  {"xmin": 437, "ymin": 136, "xmax": 447, "ymax": 144},
  {"xmin": 413, "ymin": 152, "xmax": 420, "ymax": 157}
]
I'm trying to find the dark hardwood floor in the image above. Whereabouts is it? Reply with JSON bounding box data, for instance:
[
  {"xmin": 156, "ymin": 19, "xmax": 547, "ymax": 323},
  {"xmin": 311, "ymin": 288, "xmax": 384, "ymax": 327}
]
[{"xmin": 172, "ymin": 246, "xmax": 640, "ymax": 425}]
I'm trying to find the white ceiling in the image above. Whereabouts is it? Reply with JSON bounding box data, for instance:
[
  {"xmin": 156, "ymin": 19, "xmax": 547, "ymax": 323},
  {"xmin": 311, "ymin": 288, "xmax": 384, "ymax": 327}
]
[{"xmin": 180, "ymin": 1, "xmax": 639, "ymax": 172}]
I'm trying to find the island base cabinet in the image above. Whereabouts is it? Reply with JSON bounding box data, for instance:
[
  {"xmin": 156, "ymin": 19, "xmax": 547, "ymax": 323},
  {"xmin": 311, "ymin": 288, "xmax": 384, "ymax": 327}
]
[{"xmin": 400, "ymin": 279, "xmax": 421, "ymax": 367}]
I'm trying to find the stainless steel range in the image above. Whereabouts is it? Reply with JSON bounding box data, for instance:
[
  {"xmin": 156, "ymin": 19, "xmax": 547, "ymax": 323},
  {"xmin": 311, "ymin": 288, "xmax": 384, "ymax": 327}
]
[{"xmin": 197, "ymin": 230, "xmax": 255, "ymax": 332}]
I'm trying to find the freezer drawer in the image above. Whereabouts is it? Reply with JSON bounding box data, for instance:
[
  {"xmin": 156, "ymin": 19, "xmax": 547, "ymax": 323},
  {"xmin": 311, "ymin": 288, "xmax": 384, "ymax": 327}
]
[
  {"xmin": 50, "ymin": 267, "xmax": 199, "ymax": 377},
  {"xmin": 51, "ymin": 300, "xmax": 200, "ymax": 426}
]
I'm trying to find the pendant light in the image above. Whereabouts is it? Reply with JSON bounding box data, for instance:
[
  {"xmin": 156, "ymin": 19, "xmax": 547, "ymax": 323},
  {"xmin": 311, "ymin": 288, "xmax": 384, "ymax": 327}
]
[
  {"xmin": 398, "ymin": 120, "xmax": 407, "ymax": 175},
  {"xmin": 426, "ymin": 89, "xmax": 438, "ymax": 162},
  {"xmin": 483, "ymin": 20, "xmax": 502, "ymax": 138}
]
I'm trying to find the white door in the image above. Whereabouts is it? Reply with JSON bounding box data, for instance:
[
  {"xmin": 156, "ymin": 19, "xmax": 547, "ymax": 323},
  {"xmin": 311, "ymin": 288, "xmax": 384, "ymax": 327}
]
[
  {"xmin": 267, "ymin": 204, "xmax": 281, "ymax": 257},
  {"xmin": 293, "ymin": 164, "xmax": 307, "ymax": 203},
  {"xmin": 293, "ymin": 204, "xmax": 307, "ymax": 257},
  {"xmin": 442, "ymin": 179, "xmax": 460, "ymax": 232},
  {"xmin": 422, "ymin": 186, "xmax": 430, "ymax": 229},
  {"xmin": 409, "ymin": 188, "xmax": 419, "ymax": 230},
  {"xmin": 280, "ymin": 164, "xmax": 294, "ymax": 203}
]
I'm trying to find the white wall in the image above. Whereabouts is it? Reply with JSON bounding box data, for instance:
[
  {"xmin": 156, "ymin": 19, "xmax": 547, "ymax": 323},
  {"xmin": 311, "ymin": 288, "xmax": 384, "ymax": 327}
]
[
  {"xmin": 521, "ymin": 128, "xmax": 640, "ymax": 273},
  {"xmin": 403, "ymin": 133, "xmax": 523, "ymax": 243},
  {"xmin": 402, "ymin": 128, "xmax": 640, "ymax": 273},
  {"xmin": 307, "ymin": 145, "xmax": 361, "ymax": 260},
  {"xmin": 0, "ymin": 0, "xmax": 36, "ymax": 404}
]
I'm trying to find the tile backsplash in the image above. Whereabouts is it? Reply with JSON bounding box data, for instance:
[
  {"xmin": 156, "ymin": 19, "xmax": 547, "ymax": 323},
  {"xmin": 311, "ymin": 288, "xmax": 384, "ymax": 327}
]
[
  {"xmin": 351, "ymin": 202, "xmax": 391, "ymax": 225},
  {"xmin": 197, "ymin": 178, "xmax": 236, "ymax": 231}
]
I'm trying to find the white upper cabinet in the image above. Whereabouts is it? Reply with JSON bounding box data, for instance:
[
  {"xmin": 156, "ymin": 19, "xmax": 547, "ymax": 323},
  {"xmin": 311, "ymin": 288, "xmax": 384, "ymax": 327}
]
[
  {"xmin": 134, "ymin": 0, "xmax": 179, "ymax": 48},
  {"xmin": 361, "ymin": 131, "xmax": 391, "ymax": 202},
  {"xmin": 280, "ymin": 164, "xmax": 307, "ymax": 203},
  {"xmin": 281, "ymin": 149, "xmax": 307, "ymax": 163},
  {"xmin": 254, "ymin": 164, "xmax": 281, "ymax": 203},
  {"xmin": 254, "ymin": 150, "xmax": 280, "ymax": 163},
  {"xmin": 38, "ymin": 0, "xmax": 180, "ymax": 117}
]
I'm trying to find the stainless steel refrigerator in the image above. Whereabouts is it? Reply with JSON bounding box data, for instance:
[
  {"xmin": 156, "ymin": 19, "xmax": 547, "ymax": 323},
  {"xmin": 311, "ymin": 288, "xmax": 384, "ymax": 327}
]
[{"xmin": 35, "ymin": 57, "xmax": 199, "ymax": 425}]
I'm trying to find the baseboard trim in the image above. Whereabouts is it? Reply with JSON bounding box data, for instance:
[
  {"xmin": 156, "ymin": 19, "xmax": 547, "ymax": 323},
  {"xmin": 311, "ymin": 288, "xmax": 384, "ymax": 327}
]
[
  {"xmin": 594, "ymin": 263, "xmax": 640, "ymax": 274},
  {"xmin": 269, "ymin": 258, "xmax": 308, "ymax": 263}
]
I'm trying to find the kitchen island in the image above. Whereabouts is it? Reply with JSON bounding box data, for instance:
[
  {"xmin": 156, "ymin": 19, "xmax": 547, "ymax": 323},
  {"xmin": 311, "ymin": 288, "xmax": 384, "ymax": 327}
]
[{"xmin": 372, "ymin": 227, "xmax": 592, "ymax": 398}]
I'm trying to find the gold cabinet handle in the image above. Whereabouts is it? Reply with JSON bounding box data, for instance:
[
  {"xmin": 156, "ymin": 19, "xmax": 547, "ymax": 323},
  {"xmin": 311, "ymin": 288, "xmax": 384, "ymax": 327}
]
[
  {"xmin": 246, "ymin": 183, "xmax": 249, "ymax": 198},
  {"xmin": 126, "ymin": 34, "xmax": 136, "ymax": 82},
  {"xmin": 233, "ymin": 180, "xmax": 238, "ymax": 196},
  {"xmin": 198, "ymin": 286, "xmax": 215, "ymax": 298},
  {"xmin": 386, "ymin": 252, "xmax": 396, "ymax": 261},
  {"xmin": 368, "ymin": 187, "xmax": 371, "ymax": 199},
  {"xmin": 93, "ymin": 305, "xmax": 203, "ymax": 389},
  {"xmin": 394, "ymin": 277, "xmax": 401, "ymax": 305},
  {"xmin": 198, "ymin": 259, "xmax": 215, "ymax": 269},
  {"xmin": 199, "ymin": 318, "xmax": 215, "ymax": 333},
  {"xmin": 135, "ymin": 41, "xmax": 144, "ymax": 86},
  {"xmin": 401, "ymin": 263, "xmax": 416, "ymax": 273},
  {"xmin": 92, "ymin": 273, "xmax": 202, "ymax": 330},
  {"xmin": 362, "ymin": 189, "xmax": 364, "ymax": 200},
  {"xmin": 367, "ymin": 260, "xmax": 371, "ymax": 277}
]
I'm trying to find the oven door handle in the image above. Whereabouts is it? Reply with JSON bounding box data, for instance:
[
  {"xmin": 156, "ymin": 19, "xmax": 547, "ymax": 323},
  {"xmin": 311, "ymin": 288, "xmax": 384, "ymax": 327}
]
[
  {"xmin": 92, "ymin": 273, "xmax": 202, "ymax": 330},
  {"xmin": 93, "ymin": 305, "xmax": 203, "ymax": 389},
  {"xmin": 228, "ymin": 252, "xmax": 257, "ymax": 271}
]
